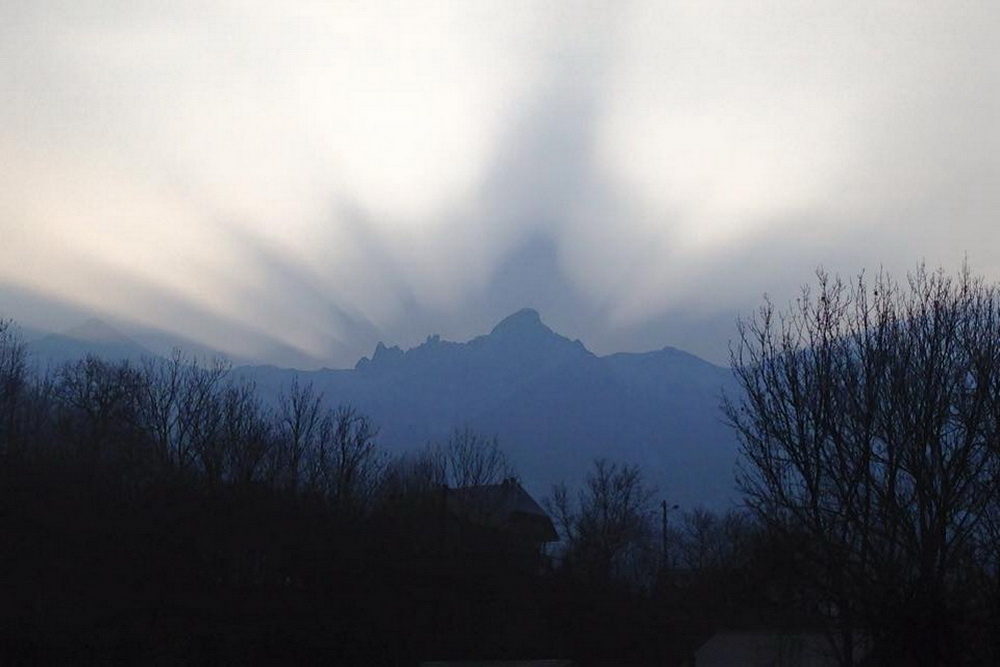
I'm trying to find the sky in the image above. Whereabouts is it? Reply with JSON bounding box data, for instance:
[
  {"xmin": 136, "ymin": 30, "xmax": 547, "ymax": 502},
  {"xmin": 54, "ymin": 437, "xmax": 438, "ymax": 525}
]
[{"xmin": 2, "ymin": 1, "xmax": 997, "ymax": 369}]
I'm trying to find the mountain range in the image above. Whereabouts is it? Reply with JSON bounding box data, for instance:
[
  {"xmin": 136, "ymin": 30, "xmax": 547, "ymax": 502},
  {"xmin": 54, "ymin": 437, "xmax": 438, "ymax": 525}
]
[
  {"xmin": 25, "ymin": 309, "xmax": 742, "ymax": 509},
  {"xmin": 26, "ymin": 318, "xmax": 153, "ymax": 368},
  {"xmin": 241, "ymin": 308, "xmax": 741, "ymax": 509}
]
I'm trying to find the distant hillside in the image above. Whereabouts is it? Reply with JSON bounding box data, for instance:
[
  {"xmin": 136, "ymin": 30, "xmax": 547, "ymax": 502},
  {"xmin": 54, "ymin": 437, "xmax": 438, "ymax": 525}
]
[
  {"xmin": 240, "ymin": 308, "xmax": 741, "ymax": 510},
  {"xmin": 27, "ymin": 318, "xmax": 153, "ymax": 368}
]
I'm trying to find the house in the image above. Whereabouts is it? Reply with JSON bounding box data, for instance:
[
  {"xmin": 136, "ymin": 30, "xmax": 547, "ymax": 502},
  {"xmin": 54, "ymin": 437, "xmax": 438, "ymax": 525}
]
[
  {"xmin": 445, "ymin": 478, "xmax": 559, "ymax": 545},
  {"xmin": 682, "ymin": 630, "xmax": 869, "ymax": 667},
  {"xmin": 421, "ymin": 661, "xmax": 576, "ymax": 667}
]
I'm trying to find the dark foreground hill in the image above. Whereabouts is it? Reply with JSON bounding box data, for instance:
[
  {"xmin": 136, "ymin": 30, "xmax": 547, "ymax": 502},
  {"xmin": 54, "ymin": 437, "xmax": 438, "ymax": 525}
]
[{"xmin": 240, "ymin": 309, "xmax": 740, "ymax": 509}]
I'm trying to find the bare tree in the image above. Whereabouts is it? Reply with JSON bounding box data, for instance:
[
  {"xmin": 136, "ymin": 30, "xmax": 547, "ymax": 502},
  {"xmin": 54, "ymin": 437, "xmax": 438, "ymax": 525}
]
[
  {"xmin": 673, "ymin": 507, "xmax": 755, "ymax": 574},
  {"xmin": 549, "ymin": 458, "xmax": 658, "ymax": 585},
  {"xmin": 325, "ymin": 406, "xmax": 383, "ymax": 516},
  {"xmin": 136, "ymin": 351, "xmax": 231, "ymax": 475},
  {"xmin": 218, "ymin": 379, "xmax": 274, "ymax": 486},
  {"xmin": 440, "ymin": 426, "xmax": 516, "ymax": 487},
  {"xmin": 724, "ymin": 265, "xmax": 1000, "ymax": 666},
  {"xmin": 177, "ymin": 356, "xmax": 230, "ymax": 480},
  {"xmin": 276, "ymin": 376, "xmax": 324, "ymax": 491},
  {"xmin": 0, "ymin": 318, "xmax": 28, "ymax": 458},
  {"xmin": 379, "ymin": 446, "xmax": 447, "ymax": 503},
  {"xmin": 137, "ymin": 349, "xmax": 189, "ymax": 469},
  {"xmin": 54, "ymin": 356, "xmax": 144, "ymax": 463},
  {"xmin": 678, "ymin": 507, "xmax": 722, "ymax": 571}
]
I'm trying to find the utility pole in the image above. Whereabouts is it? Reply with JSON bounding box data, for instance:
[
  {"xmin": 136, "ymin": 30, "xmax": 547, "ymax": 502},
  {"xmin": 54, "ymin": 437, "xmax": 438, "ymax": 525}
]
[{"xmin": 661, "ymin": 500, "xmax": 678, "ymax": 567}]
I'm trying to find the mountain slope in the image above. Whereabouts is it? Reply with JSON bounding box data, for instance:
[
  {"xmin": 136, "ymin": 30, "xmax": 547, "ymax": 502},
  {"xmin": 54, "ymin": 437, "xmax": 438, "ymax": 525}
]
[
  {"xmin": 240, "ymin": 309, "xmax": 741, "ymax": 509},
  {"xmin": 27, "ymin": 318, "xmax": 153, "ymax": 368}
]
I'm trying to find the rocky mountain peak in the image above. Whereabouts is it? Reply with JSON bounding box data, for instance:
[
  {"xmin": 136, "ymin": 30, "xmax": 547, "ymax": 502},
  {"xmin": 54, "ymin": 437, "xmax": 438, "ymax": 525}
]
[{"xmin": 488, "ymin": 308, "xmax": 551, "ymax": 339}]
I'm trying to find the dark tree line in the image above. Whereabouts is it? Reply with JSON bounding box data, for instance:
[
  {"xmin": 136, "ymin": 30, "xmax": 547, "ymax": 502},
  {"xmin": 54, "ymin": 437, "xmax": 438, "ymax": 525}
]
[
  {"xmin": 4, "ymin": 318, "xmax": 757, "ymax": 665},
  {"xmin": 726, "ymin": 265, "xmax": 1000, "ymax": 666},
  {"xmin": 23, "ymin": 275, "xmax": 988, "ymax": 666},
  {"xmin": 0, "ymin": 322, "xmax": 559, "ymax": 662}
]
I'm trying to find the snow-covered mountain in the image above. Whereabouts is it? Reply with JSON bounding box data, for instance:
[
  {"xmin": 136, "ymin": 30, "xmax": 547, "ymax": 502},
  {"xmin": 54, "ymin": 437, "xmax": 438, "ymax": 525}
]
[{"xmin": 240, "ymin": 308, "xmax": 741, "ymax": 510}]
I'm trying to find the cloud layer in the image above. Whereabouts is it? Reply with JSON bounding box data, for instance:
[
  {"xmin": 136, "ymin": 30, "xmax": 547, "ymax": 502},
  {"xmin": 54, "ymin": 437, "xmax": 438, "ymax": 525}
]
[{"xmin": 2, "ymin": 1, "xmax": 997, "ymax": 366}]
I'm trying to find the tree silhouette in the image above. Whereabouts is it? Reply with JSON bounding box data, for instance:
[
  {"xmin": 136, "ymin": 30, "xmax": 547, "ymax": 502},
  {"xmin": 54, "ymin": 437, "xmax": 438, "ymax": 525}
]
[
  {"xmin": 0, "ymin": 318, "xmax": 28, "ymax": 459},
  {"xmin": 549, "ymin": 458, "xmax": 657, "ymax": 585},
  {"xmin": 440, "ymin": 425, "xmax": 516, "ymax": 487},
  {"xmin": 725, "ymin": 265, "xmax": 1000, "ymax": 666},
  {"xmin": 276, "ymin": 375, "xmax": 324, "ymax": 491}
]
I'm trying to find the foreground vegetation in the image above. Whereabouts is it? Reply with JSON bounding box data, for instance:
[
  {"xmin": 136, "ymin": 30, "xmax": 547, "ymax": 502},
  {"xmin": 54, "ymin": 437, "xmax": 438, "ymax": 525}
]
[
  {"xmin": 8, "ymin": 261, "xmax": 1000, "ymax": 666},
  {"xmin": 0, "ymin": 318, "xmax": 778, "ymax": 665},
  {"xmin": 726, "ymin": 265, "xmax": 1000, "ymax": 666}
]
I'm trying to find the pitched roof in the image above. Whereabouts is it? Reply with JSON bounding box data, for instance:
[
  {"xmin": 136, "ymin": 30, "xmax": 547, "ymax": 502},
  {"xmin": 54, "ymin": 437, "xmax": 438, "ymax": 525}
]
[{"xmin": 447, "ymin": 480, "xmax": 559, "ymax": 543}]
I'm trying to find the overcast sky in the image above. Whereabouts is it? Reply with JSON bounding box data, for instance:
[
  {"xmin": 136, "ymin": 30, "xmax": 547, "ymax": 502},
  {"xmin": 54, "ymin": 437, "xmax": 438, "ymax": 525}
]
[{"xmin": 2, "ymin": 1, "xmax": 997, "ymax": 368}]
